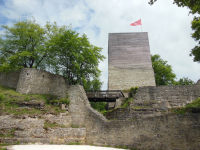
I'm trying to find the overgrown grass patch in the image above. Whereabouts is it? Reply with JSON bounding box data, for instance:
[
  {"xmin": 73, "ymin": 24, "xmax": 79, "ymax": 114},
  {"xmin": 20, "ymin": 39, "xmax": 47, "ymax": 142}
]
[
  {"xmin": 71, "ymin": 124, "xmax": 79, "ymax": 128},
  {"xmin": 43, "ymin": 120, "xmax": 67, "ymax": 130},
  {"xmin": 67, "ymin": 142, "xmax": 81, "ymax": 145},
  {"xmin": 0, "ymin": 84, "xmax": 69, "ymax": 116},
  {"xmin": 0, "ymin": 129, "xmax": 15, "ymax": 138},
  {"xmin": 131, "ymin": 106, "xmax": 151, "ymax": 110},
  {"xmin": 171, "ymin": 97, "xmax": 200, "ymax": 114},
  {"xmin": 121, "ymin": 98, "xmax": 132, "ymax": 108}
]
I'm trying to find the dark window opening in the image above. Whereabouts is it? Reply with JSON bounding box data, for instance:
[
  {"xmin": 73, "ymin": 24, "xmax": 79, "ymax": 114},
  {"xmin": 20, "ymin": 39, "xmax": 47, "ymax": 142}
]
[{"xmin": 27, "ymin": 73, "xmax": 29, "ymax": 75}]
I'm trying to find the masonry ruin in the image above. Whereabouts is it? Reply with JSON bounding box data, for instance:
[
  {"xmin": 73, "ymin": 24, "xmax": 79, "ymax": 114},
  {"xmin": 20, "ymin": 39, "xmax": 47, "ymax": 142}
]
[
  {"xmin": 0, "ymin": 68, "xmax": 68, "ymax": 98},
  {"xmin": 0, "ymin": 32, "xmax": 200, "ymax": 149},
  {"xmin": 0, "ymin": 68, "xmax": 200, "ymax": 149}
]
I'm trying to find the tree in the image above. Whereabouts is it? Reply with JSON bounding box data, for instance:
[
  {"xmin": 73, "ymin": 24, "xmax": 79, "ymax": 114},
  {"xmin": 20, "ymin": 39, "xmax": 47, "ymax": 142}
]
[
  {"xmin": 176, "ymin": 77, "xmax": 195, "ymax": 85},
  {"xmin": 149, "ymin": 0, "xmax": 200, "ymax": 14},
  {"xmin": 151, "ymin": 54, "xmax": 176, "ymax": 85},
  {"xmin": 148, "ymin": 0, "xmax": 200, "ymax": 63},
  {"xmin": 190, "ymin": 16, "xmax": 200, "ymax": 63},
  {"xmin": 46, "ymin": 26, "xmax": 105, "ymax": 87},
  {"xmin": 0, "ymin": 18, "xmax": 49, "ymax": 72},
  {"xmin": 0, "ymin": 18, "xmax": 105, "ymax": 90}
]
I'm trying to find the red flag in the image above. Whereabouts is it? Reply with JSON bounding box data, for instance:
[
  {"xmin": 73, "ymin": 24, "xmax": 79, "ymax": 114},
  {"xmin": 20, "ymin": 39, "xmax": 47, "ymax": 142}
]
[{"xmin": 130, "ymin": 19, "xmax": 142, "ymax": 26}]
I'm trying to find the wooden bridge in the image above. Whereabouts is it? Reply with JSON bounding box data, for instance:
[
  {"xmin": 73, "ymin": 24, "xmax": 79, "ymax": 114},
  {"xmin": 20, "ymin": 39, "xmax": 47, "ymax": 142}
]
[{"xmin": 86, "ymin": 90, "xmax": 124, "ymax": 102}]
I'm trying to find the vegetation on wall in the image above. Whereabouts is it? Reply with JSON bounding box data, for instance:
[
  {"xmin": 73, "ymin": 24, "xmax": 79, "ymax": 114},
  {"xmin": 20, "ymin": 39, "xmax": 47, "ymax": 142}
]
[
  {"xmin": 0, "ymin": 85, "xmax": 68, "ymax": 116},
  {"xmin": 121, "ymin": 87, "xmax": 138, "ymax": 108},
  {"xmin": 171, "ymin": 97, "xmax": 200, "ymax": 114},
  {"xmin": 0, "ymin": 18, "xmax": 105, "ymax": 91}
]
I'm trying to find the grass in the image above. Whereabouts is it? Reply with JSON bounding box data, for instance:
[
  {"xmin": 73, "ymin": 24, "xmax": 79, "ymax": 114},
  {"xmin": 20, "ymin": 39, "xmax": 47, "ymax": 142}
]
[
  {"xmin": 0, "ymin": 144, "xmax": 9, "ymax": 150},
  {"xmin": 43, "ymin": 120, "xmax": 67, "ymax": 130},
  {"xmin": 171, "ymin": 97, "xmax": 200, "ymax": 114},
  {"xmin": 71, "ymin": 124, "xmax": 79, "ymax": 128},
  {"xmin": 0, "ymin": 84, "xmax": 69, "ymax": 116},
  {"xmin": 67, "ymin": 142, "xmax": 81, "ymax": 145},
  {"xmin": 0, "ymin": 141, "xmax": 21, "ymax": 150},
  {"xmin": 0, "ymin": 129, "xmax": 15, "ymax": 138},
  {"xmin": 121, "ymin": 98, "xmax": 133, "ymax": 108}
]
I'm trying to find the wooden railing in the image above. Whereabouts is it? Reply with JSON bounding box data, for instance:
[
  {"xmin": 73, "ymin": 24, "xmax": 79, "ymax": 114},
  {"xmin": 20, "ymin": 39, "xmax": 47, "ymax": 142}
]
[{"xmin": 86, "ymin": 90, "xmax": 124, "ymax": 102}]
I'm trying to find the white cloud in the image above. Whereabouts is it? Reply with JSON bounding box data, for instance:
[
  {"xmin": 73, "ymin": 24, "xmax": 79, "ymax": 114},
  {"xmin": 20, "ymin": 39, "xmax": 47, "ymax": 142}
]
[{"xmin": 0, "ymin": 0, "xmax": 200, "ymax": 89}]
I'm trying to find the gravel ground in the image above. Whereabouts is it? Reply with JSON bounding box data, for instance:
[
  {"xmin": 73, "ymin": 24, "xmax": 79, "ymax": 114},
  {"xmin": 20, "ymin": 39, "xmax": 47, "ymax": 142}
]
[{"xmin": 7, "ymin": 145, "xmax": 129, "ymax": 150}]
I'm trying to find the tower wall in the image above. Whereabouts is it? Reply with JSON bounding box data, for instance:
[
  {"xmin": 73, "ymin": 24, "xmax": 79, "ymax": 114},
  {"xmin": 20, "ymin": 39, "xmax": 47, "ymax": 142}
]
[{"xmin": 108, "ymin": 32, "xmax": 156, "ymax": 90}]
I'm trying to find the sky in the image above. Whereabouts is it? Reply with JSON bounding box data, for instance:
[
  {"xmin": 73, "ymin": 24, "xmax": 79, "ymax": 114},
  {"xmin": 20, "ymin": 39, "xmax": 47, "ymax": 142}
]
[{"xmin": 0, "ymin": 0, "xmax": 199, "ymax": 90}]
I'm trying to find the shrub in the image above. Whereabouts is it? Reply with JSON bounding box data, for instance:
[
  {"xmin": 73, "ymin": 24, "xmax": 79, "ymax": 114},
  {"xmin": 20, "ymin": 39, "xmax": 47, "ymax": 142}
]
[
  {"xmin": 25, "ymin": 97, "xmax": 31, "ymax": 101},
  {"xmin": 59, "ymin": 98, "xmax": 70, "ymax": 105},
  {"xmin": 121, "ymin": 98, "xmax": 132, "ymax": 108},
  {"xmin": 44, "ymin": 94, "xmax": 70, "ymax": 105},
  {"xmin": 129, "ymin": 86, "xmax": 138, "ymax": 97},
  {"xmin": 0, "ymin": 94, "xmax": 5, "ymax": 101}
]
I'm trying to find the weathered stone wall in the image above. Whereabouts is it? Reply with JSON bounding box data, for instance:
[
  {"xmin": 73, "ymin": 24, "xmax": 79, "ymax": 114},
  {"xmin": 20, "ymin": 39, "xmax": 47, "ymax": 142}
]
[
  {"xmin": 69, "ymin": 85, "xmax": 200, "ymax": 149},
  {"xmin": 68, "ymin": 85, "xmax": 90, "ymax": 127},
  {"xmin": 130, "ymin": 80, "xmax": 200, "ymax": 111},
  {"xmin": 85, "ymin": 111, "xmax": 200, "ymax": 150},
  {"xmin": 0, "ymin": 84, "xmax": 200, "ymax": 149},
  {"xmin": 0, "ymin": 115, "xmax": 86, "ymax": 144},
  {"xmin": 108, "ymin": 65, "xmax": 156, "ymax": 90},
  {"xmin": 16, "ymin": 68, "xmax": 68, "ymax": 97},
  {"xmin": 0, "ymin": 71, "xmax": 21, "ymax": 89}
]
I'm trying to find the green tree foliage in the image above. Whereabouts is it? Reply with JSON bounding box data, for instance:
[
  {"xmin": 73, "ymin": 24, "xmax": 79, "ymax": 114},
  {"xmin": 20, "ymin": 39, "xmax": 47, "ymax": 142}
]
[
  {"xmin": 190, "ymin": 17, "xmax": 200, "ymax": 63},
  {"xmin": 176, "ymin": 77, "xmax": 195, "ymax": 85},
  {"xmin": 0, "ymin": 18, "xmax": 105, "ymax": 90},
  {"xmin": 151, "ymin": 54, "xmax": 176, "ymax": 85},
  {"xmin": 0, "ymin": 18, "xmax": 48, "ymax": 72},
  {"xmin": 90, "ymin": 102, "xmax": 107, "ymax": 112},
  {"xmin": 47, "ymin": 27, "xmax": 105, "ymax": 86},
  {"xmin": 148, "ymin": 0, "xmax": 200, "ymax": 63}
]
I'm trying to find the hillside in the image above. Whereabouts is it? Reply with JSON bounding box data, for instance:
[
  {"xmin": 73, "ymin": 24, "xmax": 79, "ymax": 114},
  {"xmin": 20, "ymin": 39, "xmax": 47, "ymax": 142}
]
[{"xmin": 0, "ymin": 85, "xmax": 69, "ymax": 117}]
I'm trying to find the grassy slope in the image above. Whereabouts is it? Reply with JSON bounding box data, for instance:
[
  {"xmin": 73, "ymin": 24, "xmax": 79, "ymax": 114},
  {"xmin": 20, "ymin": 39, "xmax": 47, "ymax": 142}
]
[{"xmin": 0, "ymin": 85, "xmax": 65, "ymax": 116}]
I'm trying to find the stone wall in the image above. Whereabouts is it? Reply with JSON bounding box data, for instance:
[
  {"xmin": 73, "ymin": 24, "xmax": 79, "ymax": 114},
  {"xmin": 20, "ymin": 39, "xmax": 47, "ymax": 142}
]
[
  {"xmin": 69, "ymin": 85, "xmax": 200, "ymax": 149},
  {"xmin": 85, "ymin": 111, "xmax": 200, "ymax": 150},
  {"xmin": 0, "ymin": 69, "xmax": 69, "ymax": 98},
  {"xmin": 108, "ymin": 65, "xmax": 156, "ymax": 90},
  {"xmin": 1, "ymin": 69, "xmax": 200, "ymax": 149},
  {"xmin": 68, "ymin": 85, "xmax": 90, "ymax": 127},
  {"xmin": 0, "ymin": 84, "xmax": 200, "ymax": 149},
  {"xmin": 15, "ymin": 68, "xmax": 68, "ymax": 98},
  {"xmin": 0, "ymin": 71, "xmax": 21, "ymax": 89},
  {"xmin": 0, "ymin": 115, "xmax": 86, "ymax": 144},
  {"xmin": 130, "ymin": 80, "xmax": 200, "ymax": 111}
]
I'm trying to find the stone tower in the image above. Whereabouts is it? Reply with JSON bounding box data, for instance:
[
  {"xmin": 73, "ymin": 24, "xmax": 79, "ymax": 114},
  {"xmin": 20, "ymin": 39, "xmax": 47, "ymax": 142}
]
[{"xmin": 108, "ymin": 32, "xmax": 156, "ymax": 90}]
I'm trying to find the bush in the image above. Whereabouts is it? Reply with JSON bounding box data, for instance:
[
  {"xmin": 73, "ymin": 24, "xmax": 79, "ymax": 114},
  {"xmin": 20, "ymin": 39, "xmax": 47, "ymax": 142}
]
[
  {"xmin": 59, "ymin": 98, "xmax": 70, "ymax": 105},
  {"xmin": 129, "ymin": 87, "xmax": 138, "ymax": 97},
  {"xmin": 0, "ymin": 94, "xmax": 5, "ymax": 101},
  {"xmin": 45, "ymin": 96, "xmax": 70, "ymax": 105},
  {"xmin": 121, "ymin": 98, "xmax": 132, "ymax": 108},
  {"xmin": 90, "ymin": 102, "xmax": 107, "ymax": 113}
]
